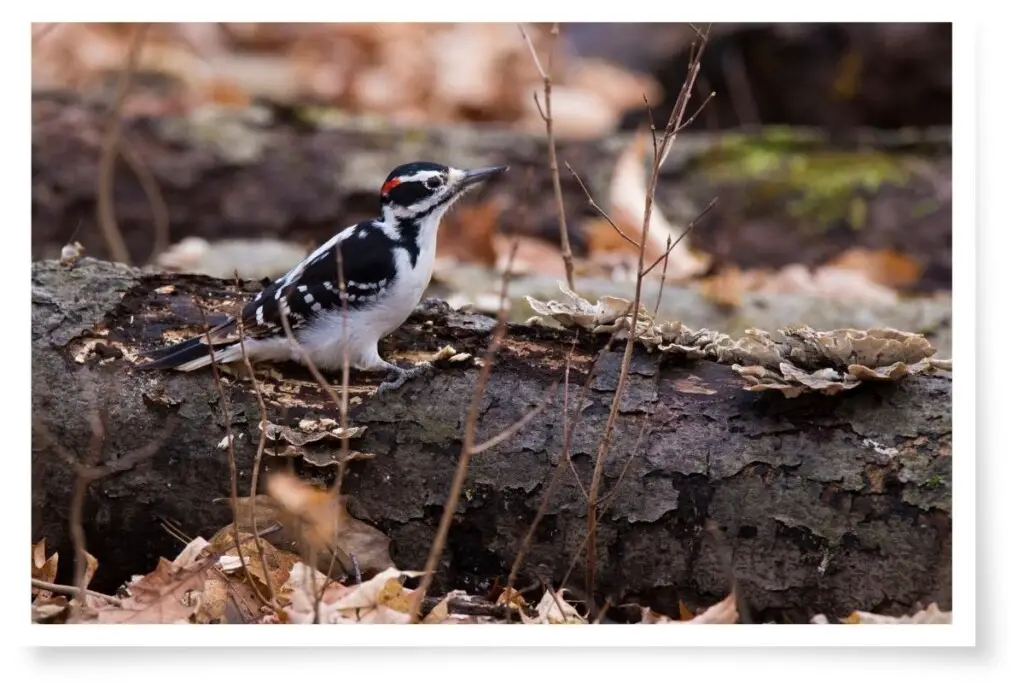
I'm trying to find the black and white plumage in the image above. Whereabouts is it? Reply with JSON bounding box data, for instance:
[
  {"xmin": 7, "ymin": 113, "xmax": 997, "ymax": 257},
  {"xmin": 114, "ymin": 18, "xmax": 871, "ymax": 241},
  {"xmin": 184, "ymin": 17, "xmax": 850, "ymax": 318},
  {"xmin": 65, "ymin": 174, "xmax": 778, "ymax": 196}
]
[{"xmin": 137, "ymin": 161, "xmax": 509, "ymax": 393}]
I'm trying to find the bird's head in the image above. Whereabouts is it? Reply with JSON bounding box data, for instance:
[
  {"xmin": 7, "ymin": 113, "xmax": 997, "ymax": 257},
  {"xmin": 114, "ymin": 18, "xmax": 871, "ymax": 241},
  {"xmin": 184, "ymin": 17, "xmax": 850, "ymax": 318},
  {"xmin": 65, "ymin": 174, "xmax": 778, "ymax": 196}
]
[{"xmin": 379, "ymin": 161, "xmax": 508, "ymax": 225}]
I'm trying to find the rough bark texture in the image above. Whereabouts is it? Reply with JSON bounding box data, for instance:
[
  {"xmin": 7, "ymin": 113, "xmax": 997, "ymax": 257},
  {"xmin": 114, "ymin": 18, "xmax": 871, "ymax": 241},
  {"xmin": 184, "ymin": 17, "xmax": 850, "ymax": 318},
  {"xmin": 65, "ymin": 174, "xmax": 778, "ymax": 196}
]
[
  {"xmin": 31, "ymin": 258, "xmax": 952, "ymax": 622},
  {"xmin": 31, "ymin": 92, "xmax": 953, "ymax": 292}
]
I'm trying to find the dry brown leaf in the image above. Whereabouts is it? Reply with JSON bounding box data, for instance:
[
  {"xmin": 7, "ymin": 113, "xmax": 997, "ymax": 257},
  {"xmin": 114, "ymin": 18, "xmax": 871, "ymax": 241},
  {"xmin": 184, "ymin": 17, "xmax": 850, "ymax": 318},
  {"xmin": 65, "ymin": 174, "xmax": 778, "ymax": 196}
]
[
  {"xmin": 34, "ymin": 23, "xmax": 650, "ymax": 135},
  {"xmin": 264, "ymin": 472, "xmax": 395, "ymax": 578},
  {"xmin": 604, "ymin": 131, "xmax": 711, "ymax": 281},
  {"xmin": 494, "ymin": 234, "xmax": 569, "ymax": 278},
  {"xmin": 827, "ymin": 247, "xmax": 924, "ymax": 290},
  {"xmin": 688, "ymin": 593, "xmax": 739, "ymax": 624},
  {"xmin": 496, "ymin": 586, "xmax": 528, "ymax": 612},
  {"xmin": 699, "ymin": 265, "xmax": 747, "ymax": 309},
  {"xmin": 95, "ymin": 557, "xmax": 207, "ymax": 624},
  {"xmin": 753, "ymin": 263, "xmax": 899, "ymax": 305},
  {"xmin": 266, "ymin": 472, "xmax": 342, "ymax": 555},
  {"xmin": 839, "ymin": 602, "xmax": 951, "ymax": 624},
  {"xmin": 522, "ymin": 588, "xmax": 585, "ymax": 624},
  {"xmin": 423, "ymin": 595, "xmax": 451, "ymax": 624},
  {"xmin": 281, "ymin": 563, "xmax": 422, "ymax": 624},
  {"xmin": 81, "ymin": 551, "xmax": 99, "ymax": 590},
  {"xmin": 436, "ymin": 201, "xmax": 500, "ymax": 267},
  {"xmin": 31, "ymin": 539, "xmax": 59, "ymax": 600},
  {"xmin": 333, "ymin": 500, "xmax": 396, "ymax": 577},
  {"xmin": 214, "ymin": 491, "xmax": 393, "ymax": 580},
  {"xmin": 639, "ymin": 593, "xmax": 737, "ymax": 624},
  {"xmin": 31, "ymin": 540, "xmax": 59, "ymax": 582}
]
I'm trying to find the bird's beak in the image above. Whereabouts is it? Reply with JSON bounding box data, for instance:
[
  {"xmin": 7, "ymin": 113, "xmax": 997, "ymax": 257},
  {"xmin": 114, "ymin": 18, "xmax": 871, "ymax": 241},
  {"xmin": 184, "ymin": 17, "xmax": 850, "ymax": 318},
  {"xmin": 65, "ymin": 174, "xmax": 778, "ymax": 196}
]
[{"xmin": 458, "ymin": 165, "xmax": 509, "ymax": 188}]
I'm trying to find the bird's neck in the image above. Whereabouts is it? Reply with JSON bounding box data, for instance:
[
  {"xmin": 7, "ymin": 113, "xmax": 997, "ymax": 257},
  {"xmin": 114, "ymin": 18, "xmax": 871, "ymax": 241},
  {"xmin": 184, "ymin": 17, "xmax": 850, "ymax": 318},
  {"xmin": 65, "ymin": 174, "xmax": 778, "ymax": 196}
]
[{"xmin": 380, "ymin": 211, "xmax": 443, "ymax": 271}]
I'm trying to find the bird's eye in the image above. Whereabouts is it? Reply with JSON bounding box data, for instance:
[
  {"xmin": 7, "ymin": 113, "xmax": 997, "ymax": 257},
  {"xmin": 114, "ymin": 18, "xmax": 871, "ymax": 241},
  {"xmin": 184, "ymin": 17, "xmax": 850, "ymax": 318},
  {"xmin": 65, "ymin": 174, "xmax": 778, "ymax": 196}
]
[{"xmin": 427, "ymin": 176, "xmax": 443, "ymax": 189}]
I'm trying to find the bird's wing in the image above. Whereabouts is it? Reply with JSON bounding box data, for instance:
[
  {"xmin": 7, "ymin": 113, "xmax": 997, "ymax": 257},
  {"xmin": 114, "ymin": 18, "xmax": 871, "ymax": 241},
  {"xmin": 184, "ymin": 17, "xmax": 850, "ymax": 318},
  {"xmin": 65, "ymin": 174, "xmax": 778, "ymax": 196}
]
[{"xmin": 224, "ymin": 221, "xmax": 400, "ymax": 342}]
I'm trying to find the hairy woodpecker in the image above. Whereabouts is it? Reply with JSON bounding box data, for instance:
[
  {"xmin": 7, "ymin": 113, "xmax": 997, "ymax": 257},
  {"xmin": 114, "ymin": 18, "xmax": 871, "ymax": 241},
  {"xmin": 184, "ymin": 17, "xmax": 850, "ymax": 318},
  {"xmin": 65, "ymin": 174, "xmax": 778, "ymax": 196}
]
[{"xmin": 136, "ymin": 161, "xmax": 509, "ymax": 393}]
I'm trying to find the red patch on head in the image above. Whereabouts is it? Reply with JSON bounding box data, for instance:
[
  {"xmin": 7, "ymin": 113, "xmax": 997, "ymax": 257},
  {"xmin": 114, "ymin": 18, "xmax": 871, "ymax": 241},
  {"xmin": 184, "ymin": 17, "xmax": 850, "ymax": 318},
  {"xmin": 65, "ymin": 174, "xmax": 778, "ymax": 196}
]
[{"xmin": 381, "ymin": 177, "xmax": 403, "ymax": 195}]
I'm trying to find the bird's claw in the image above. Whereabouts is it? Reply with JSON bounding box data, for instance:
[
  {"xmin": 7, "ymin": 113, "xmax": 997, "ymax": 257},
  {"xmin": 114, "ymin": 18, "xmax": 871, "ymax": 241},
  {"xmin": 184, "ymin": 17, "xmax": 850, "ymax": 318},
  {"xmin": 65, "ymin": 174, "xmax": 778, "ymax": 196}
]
[{"xmin": 375, "ymin": 362, "xmax": 435, "ymax": 395}]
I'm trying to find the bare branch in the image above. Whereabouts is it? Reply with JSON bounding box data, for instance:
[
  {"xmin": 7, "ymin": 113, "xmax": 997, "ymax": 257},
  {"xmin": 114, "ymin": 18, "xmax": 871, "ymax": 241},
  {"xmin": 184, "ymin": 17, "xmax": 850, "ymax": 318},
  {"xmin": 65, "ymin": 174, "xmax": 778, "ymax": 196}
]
[
  {"xmin": 652, "ymin": 235, "xmax": 671, "ymax": 322},
  {"xmin": 236, "ymin": 320, "xmax": 279, "ymax": 610},
  {"xmin": 565, "ymin": 162, "xmax": 640, "ymax": 249},
  {"xmin": 640, "ymin": 197, "xmax": 718, "ymax": 278},
  {"xmin": 518, "ymin": 22, "xmax": 575, "ymax": 290},
  {"xmin": 409, "ymin": 239, "xmax": 520, "ymax": 621},
  {"xmin": 471, "ymin": 381, "xmax": 558, "ymax": 454},
  {"xmin": 517, "ymin": 23, "xmax": 548, "ymax": 79},
  {"xmin": 118, "ymin": 138, "xmax": 170, "ymax": 265},
  {"xmin": 31, "ymin": 579, "xmax": 122, "ymax": 608},
  {"xmin": 96, "ymin": 23, "xmax": 149, "ymax": 264},
  {"xmin": 195, "ymin": 298, "xmax": 275, "ymax": 611}
]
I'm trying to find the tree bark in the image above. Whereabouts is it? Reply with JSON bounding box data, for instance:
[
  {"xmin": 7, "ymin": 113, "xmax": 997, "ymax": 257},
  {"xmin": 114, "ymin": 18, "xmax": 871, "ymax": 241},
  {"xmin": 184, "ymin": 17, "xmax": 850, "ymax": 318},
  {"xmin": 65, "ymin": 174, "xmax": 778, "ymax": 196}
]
[{"xmin": 31, "ymin": 257, "xmax": 952, "ymax": 622}]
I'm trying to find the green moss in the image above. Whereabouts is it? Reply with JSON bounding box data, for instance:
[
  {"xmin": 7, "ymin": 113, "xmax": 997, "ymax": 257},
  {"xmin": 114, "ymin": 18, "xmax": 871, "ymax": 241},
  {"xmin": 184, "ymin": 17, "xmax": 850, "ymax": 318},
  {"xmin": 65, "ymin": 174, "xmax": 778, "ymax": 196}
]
[
  {"xmin": 922, "ymin": 474, "xmax": 946, "ymax": 489},
  {"xmin": 694, "ymin": 128, "xmax": 913, "ymax": 233}
]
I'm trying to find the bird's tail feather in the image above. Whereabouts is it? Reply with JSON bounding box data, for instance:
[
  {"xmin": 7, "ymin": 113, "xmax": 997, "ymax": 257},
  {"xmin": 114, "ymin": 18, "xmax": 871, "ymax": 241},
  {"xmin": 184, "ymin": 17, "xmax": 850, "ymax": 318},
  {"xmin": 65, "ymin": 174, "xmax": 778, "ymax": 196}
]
[{"xmin": 136, "ymin": 336, "xmax": 242, "ymax": 372}]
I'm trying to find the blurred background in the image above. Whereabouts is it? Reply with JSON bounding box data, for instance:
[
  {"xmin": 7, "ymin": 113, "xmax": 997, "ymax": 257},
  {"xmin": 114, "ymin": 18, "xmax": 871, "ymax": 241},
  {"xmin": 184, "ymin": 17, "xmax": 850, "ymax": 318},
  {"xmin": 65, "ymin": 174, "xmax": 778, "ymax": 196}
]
[{"xmin": 30, "ymin": 22, "xmax": 953, "ymax": 353}]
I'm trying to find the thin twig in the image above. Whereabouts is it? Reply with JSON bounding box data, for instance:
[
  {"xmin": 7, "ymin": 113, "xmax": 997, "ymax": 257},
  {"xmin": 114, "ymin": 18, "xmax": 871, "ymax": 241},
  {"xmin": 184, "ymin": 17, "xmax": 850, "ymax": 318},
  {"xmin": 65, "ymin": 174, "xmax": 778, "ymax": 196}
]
[
  {"xmin": 470, "ymin": 381, "xmax": 558, "ymax": 454},
  {"xmin": 518, "ymin": 23, "xmax": 575, "ymax": 290},
  {"xmin": 579, "ymin": 23, "xmax": 714, "ymax": 615},
  {"xmin": 408, "ymin": 239, "xmax": 521, "ymax": 621},
  {"xmin": 558, "ymin": 420, "xmax": 650, "ymax": 593},
  {"xmin": 331, "ymin": 240, "xmax": 352, "ymax": 496},
  {"xmin": 565, "ymin": 162, "xmax": 641, "ymax": 249},
  {"xmin": 69, "ymin": 386, "xmax": 105, "ymax": 623},
  {"xmin": 31, "ymin": 579, "xmax": 122, "ymax": 607},
  {"xmin": 96, "ymin": 23, "xmax": 149, "ymax": 265},
  {"xmin": 118, "ymin": 138, "xmax": 170, "ymax": 265},
  {"xmin": 652, "ymin": 236, "xmax": 671, "ymax": 322},
  {"xmin": 640, "ymin": 198, "xmax": 718, "ymax": 278},
  {"xmin": 275, "ymin": 301, "xmax": 347, "ymax": 619},
  {"xmin": 597, "ymin": 417, "xmax": 650, "ymax": 508},
  {"xmin": 195, "ymin": 298, "xmax": 275, "ymax": 611},
  {"xmin": 503, "ymin": 339, "xmax": 611, "ymax": 620},
  {"xmin": 236, "ymin": 320, "xmax": 279, "ymax": 610}
]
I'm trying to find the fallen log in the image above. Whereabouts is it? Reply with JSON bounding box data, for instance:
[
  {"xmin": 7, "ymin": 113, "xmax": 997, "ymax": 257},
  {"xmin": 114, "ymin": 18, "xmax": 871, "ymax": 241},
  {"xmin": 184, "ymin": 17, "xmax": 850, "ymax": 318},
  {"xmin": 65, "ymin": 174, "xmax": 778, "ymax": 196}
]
[
  {"xmin": 31, "ymin": 92, "xmax": 953, "ymax": 291},
  {"xmin": 31, "ymin": 257, "xmax": 952, "ymax": 622}
]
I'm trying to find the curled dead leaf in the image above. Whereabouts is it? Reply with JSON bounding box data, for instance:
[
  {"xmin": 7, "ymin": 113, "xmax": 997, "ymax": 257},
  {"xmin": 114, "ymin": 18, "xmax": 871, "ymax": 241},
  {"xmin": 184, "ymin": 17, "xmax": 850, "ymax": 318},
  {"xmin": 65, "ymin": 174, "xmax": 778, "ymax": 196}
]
[
  {"xmin": 521, "ymin": 589, "xmax": 586, "ymax": 624},
  {"xmin": 263, "ymin": 473, "xmax": 395, "ymax": 578},
  {"xmin": 812, "ymin": 602, "xmax": 951, "ymax": 624},
  {"xmin": 95, "ymin": 556, "xmax": 208, "ymax": 624},
  {"xmin": 31, "ymin": 539, "xmax": 59, "ymax": 599}
]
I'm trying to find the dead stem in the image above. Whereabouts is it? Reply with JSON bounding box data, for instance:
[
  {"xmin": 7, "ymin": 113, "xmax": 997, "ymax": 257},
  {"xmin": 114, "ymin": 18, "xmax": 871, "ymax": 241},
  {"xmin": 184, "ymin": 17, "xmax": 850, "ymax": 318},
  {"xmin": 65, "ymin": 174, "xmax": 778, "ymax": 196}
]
[
  {"xmin": 470, "ymin": 381, "xmax": 558, "ymax": 454},
  {"xmin": 96, "ymin": 23, "xmax": 149, "ymax": 265},
  {"xmin": 236, "ymin": 320, "xmax": 280, "ymax": 610},
  {"xmin": 33, "ymin": 384, "xmax": 171, "ymax": 623},
  {"xmin": 579, "ymin": 24, "xmax": 713, "ymax": 615},
  {"xmin": 652, "ymin": 236, "xmax": 671, "ymax": 322},
  {"xmin": 408, "ymin": 239, "xmax": 521, "ymax": 621},
  {"xmin": 503, "ymin": 338, "xmax": 611, "ymax": 621},
  {"xmin": 195, "ymin": 298, "xmax": 275, "ymax": 611},
  {"xmin": 518, "ymin": 22, "xmax": 575, "ymax": 290},
  {"xmin": 557, "ymin": 420, "xmax": 651, "ymax": 592},
  {"xmin": 31, "ymin": 579, "xmax": 122, "ymax": 607},
  {"xmin": 641, "ymin": 199, "xmax": 718, "ymax": 278},
  {"xmin": 118, "ymin": 138, "xmax": 171, "ymax": 265},
  {"xmin": 565, "ymin": 162, "xmax": 641, "ymax": 249}
]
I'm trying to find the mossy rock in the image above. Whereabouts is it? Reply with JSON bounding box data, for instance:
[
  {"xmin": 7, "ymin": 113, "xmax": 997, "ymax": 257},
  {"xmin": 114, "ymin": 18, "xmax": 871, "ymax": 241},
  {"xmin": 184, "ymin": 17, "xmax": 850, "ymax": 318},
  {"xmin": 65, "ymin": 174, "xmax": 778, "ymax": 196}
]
[{"xmin": 691, "ymin": 127, "xmax": 916, "ymax": 234}]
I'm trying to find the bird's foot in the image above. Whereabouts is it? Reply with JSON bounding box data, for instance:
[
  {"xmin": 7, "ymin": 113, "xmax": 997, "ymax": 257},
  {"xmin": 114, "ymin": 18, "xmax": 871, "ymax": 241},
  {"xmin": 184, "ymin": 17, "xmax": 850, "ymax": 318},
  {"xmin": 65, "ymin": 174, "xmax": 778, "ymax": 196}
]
[{"xmin": 375, "ymin": 362, "xmax": 435, "ymax": 396}]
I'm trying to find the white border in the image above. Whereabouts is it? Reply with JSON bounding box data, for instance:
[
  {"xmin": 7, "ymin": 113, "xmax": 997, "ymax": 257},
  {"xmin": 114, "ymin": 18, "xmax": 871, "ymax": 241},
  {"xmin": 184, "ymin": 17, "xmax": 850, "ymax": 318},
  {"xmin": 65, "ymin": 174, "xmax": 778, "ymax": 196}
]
[{"xmin": 10, "ymin": 0, "xmax": 990, "ymax": 668}]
